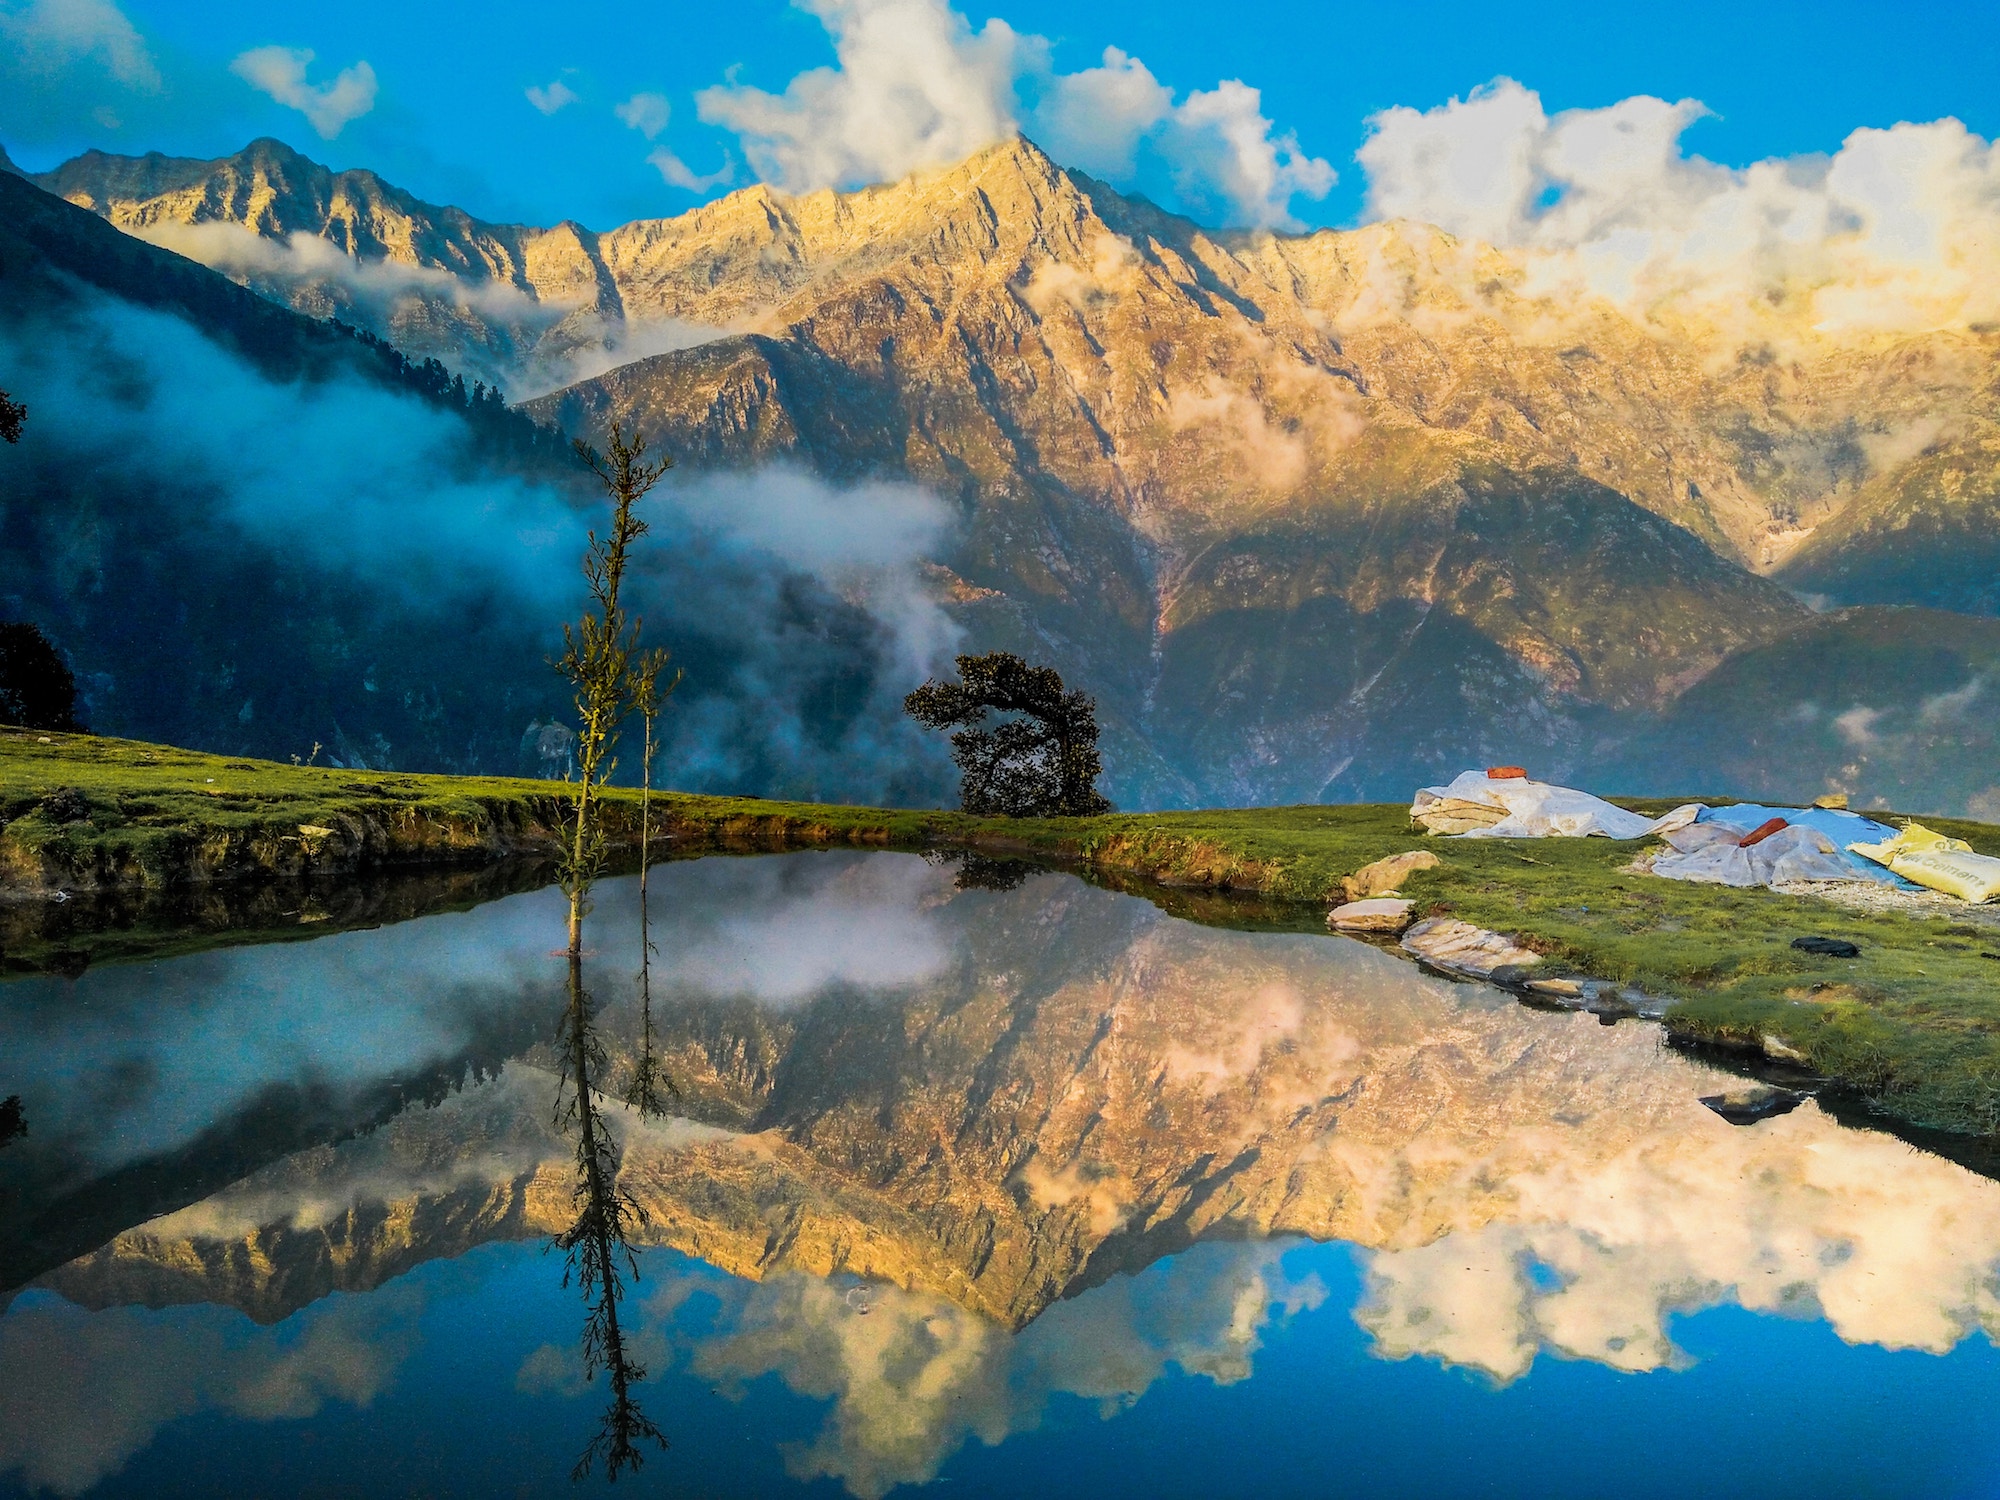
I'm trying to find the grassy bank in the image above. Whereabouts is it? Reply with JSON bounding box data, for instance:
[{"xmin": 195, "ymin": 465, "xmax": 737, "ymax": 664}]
[
  {"xmin": 7, "ymin": 727, "xmax": 2000, "ymax": 1138},
  {"xmin": 0, "ymin": 727, "xmax": 975, "ymax": 892}
]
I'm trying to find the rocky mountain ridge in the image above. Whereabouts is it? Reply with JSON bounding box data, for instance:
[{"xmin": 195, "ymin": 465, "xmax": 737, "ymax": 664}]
[
  {"xmin": 37, "ymin": 135, "xmax": 1998, "ymax": 566},
  {"xmin": 25, "ymin": 135, "xmax": 2000, "ymax": 809},
  {"xmin": 33, "ymin": 137, "xmax": 628, "ymax": 391}
]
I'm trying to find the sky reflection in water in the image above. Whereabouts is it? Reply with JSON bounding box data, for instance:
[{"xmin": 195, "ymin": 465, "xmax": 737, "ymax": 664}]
[{"xmin": 4, "ymin": 851, "xmax": 2000, "ymax": 1497}]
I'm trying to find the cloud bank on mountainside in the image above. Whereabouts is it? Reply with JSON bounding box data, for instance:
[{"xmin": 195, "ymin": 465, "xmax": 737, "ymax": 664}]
[
  {"xmin": 1358, "ymin": 78, "xmax": 2000, "ymax": 341},
  {"xmin": 118, "ymin": 215, "xmax": 725, "ymax": 398},
  {"xmin": 0, "ymin": 283, "xmax": 957, "ymax": 797}
]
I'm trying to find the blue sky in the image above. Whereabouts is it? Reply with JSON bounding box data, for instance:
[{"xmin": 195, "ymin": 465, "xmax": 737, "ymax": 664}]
[{"xmin": 3, "ymin": 0, "xmax": 1998, "ymax": 233}]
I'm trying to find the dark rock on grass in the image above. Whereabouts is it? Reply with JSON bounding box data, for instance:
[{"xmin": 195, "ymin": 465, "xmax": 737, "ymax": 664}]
[
  {"xmin": 39, "ymin": 787, "xmax": 89, "ymax": 825},
  {"xmin": 1793, "ymin": 935, "xmax": 1861, "ymax": 957}
]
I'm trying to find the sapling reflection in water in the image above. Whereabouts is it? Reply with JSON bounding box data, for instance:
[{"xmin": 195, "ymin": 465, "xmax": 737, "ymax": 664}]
[
  {"xmin": 625, "ymin": 646, "xmax": 680, "ymax": 1119},
  {"xmin": 553, "ymin": 954, "xmax": 667, "ymax": 1480},
  {"xmin": 550, "ymin": 422, "xmax": 673, "ymax": 1480}
]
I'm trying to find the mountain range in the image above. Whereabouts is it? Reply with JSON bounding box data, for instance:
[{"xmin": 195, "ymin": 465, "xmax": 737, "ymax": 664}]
[{"xmin": 7, "ymin": 135, "xmax": 1998, "ymax": 812}]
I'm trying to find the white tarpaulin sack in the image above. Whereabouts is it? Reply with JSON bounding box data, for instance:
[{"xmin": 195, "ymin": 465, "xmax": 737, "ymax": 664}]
[
  {"xmin": 1411, "ymin": 769, "xmax": 1701, "ymax": 840},
  {"xmin": 1649, "ymin": 822, "xmax": 1858, "ymax": 888}
]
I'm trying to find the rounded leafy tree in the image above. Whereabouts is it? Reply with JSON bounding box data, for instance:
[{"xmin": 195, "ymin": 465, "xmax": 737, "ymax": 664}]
[
  {"xmin": 0, "ymin": 623, "xmax": 84, "ymax": 732},
  {"xmin": 905, "ymin": 651, "xmax": 1112, "ymax": 817}
]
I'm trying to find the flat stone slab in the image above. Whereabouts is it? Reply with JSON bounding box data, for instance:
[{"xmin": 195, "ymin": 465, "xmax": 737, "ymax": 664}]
[
  {"xmin": 1328, "ymin": 897, "xmax": 1416, "ymax": 933},
  {"xmin": 1400, "ymin": 917, "xmax": 1544, "ymax": 979},
  {"xmin": 1526, "ymin": 977, "xmax": 1584, "ymax": 997}
]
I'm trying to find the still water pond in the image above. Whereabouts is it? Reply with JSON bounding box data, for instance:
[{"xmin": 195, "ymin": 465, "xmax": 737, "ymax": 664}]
[{"xmin": 5, "ymin": 852, "xmax": 2000, "ymax": 1498}]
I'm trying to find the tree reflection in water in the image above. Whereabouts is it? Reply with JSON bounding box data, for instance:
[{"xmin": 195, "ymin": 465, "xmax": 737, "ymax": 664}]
[
  {"xmin": 623, "ymin": 848, "xmax": 676, "ymax": 1121},
  {"xmin": 553, "ymin": 948, "xmax": 666, "ymax": 1480},
  {"xmin": 925, "ymin": 848, "xmax": 1036, "ymax": 892}
]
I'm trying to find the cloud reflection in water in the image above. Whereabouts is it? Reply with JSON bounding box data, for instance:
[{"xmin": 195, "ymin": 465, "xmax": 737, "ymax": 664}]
[{"xmin": 684, "ymin": 1243, "xmax": 1326, "ymax": 1498}]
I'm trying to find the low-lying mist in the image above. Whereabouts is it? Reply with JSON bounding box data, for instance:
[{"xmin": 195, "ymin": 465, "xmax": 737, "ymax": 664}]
[
  {"xmin": 0, "ymin": 287, "xmax": 957, "ymax": 802},
  {"xmin": 133, "ymin": 219, "xmax": 735, "ymax": 401}
]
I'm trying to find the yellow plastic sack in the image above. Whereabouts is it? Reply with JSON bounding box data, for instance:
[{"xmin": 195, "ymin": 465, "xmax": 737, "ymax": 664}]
[{"xmin": 1847, "ymin": 823, "xmax": 2000, "ymax": 903}]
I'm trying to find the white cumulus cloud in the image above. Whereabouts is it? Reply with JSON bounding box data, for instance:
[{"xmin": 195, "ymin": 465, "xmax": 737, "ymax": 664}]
[
  {"xmin": 1032, "ymin": 50, "xmax": 1334, "ymax": 228},
  {"xmin": 0, "ymin": 0, "xmax": 158, "ymax": 88},
  {"xmin": 693, "ymin": 0, "xmax": 1334, "ymax": 229},
  {"xmin": 646, "ymin": 146, "xmax": 732, "ymax": 193},
  {"xmin": 524, "ymin": 77, "xmax": 577, "ymax": 114},
  {"xmin": 230, "ymin": 45, "xmax": 378, "ymax": 139},
  {"xmin": 696, "ymin": 0, "xmax": 1021, "ymax": 196},
  {"xmin": 1356, "ymin": 77, "xmax": 2000, "ymax": 336},
  {"xmin": 615, "ymin": 89, "xmax": 671, "ymax": 139}
]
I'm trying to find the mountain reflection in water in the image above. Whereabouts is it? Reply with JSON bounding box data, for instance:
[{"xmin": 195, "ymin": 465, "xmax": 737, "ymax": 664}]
[{"xmin": 5, "ymin": 851, "xmax": 2000, "ymax": 1497}]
